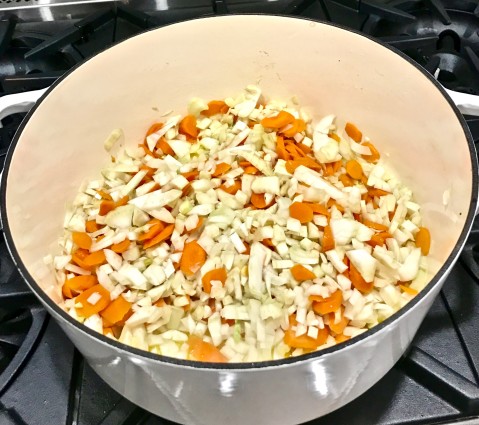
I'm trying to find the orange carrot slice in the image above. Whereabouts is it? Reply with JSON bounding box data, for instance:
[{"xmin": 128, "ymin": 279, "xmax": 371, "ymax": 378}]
[
  {"xmin": 329, "ymin": 132, "xmax": 341, "ymax": 142},
  {"xmin": 188, "ymin": 335, "xmax": 227, "ymax": 362},
  {"xmin": 291, "ymin": 264, "xmax": 316, "ymax": 282},
  {"xmin": 261, "ymin": 111, "xmax": 295, "ymax": 129},
  {"xmin": 297, "ymin": 143, "xmax": 312, "ymax": 155},
  {"xmin": 283, "ymin": 315, "xmax": 328, "ymax": 349},
  {"xmin": 157, "ymin": 137, "xmax": 175, "ymax": 156},
  {"xmin": 181, "ymin": 170, "xmax": 199, "ymax": 181},
  {"xmin": 145, "ymin": 122, "xmax": 164, "ymax": 138},
  {"xmin": 322, "ymin": 224, "xmax": 335, "ymax": 252},
  {"xmin": 85, "ymin": 220, "xmax": 102, "ymax": 233},
  {"xmin": 100, "ymin": 295, "xmax": 132, "ymax": 325},
  {"xmin": 361, "ymin": 141, "xmax": 380, "ymax": 163},
  {"xmin": 72, "ymin": 232, "xmax": 92, "ymax": 250},
  {"xmin": 285, "ymin": 157, "xmax": 322, "ymax": 174},
  {"xmin": 179, "ymin": 115, "xmax": 198, "ymax": 140},
  {"xmin": 64, "ymin": 275, "xmax": 98, "ymax": 293},
  {"xmin": 400, "ymin": 284, "xmax": 418, "ymax": 295},
  {"xmin": 345, "ymin": 160, "xmax": 363, "ymax": 180},
  {"xmin": 96, "ymin": 189, "xmax": 113, "ymax": 201},
  {"xmin": 250, "ymin": 193, "xmax": 274, "ymax": 209},
  {"xmin": 276, "ymin": 135, "xmax": 290, "ymax": 160},
  {"xmin": 289, "ymin": 202, "xmax": 313, "ymax": 224},
  {"xmin": 202, "ymin": 267, "xmax": 227, "ymax": 294},
  {"xmin": 219, "ymin": 181, "xmax": 241, "ymax": 195},
  {"xmin": 415, "ymin": 227, "xmax": 431, "ymax": 255},
  {"xmin": 311, "ymin": 290, "xmax": 342, "ymax": 315},
  {"xmin": 138, "ymin": 220, "xmax": 164, "ymax": 242},
  {"xmin": 180, "ymin": 240, "xmax": 207, "ymax": 277},
  {"xmin": 99, "ymin": 200, "xmax": 115, "ymax": 216},
  {"xmin": 335, "ymin": 334, "xmax": 350, "ymax": 344},
  {"xmin": 143, "ymin": 224, "xmax": 175, "ymax": 249},
  {"xmin": 75, "ymin": 284, "xmax": 110, "ymax": 318},
  {"xmin": 368, "ymin": 187, "xmax": 390, "ymax": 197},
  {"xmin": 339, "ymin": 174, "xmax": 354, "ymax": 187},
  {"xmin": 111, "ymin": 239, "xmax": 130, "ymax": 254},
  {"xmin": 307, "ymin": 203, "xmax": 330, "ymax": 217},
  {"xmin": 202, "ymin": 100, "xmax": 229, "ymax": 117},
  {"xmin": 328, "ymin": 307, "xmax": 349, "ymax": 335},
  {"xmin": 83, "ymin": 250, "xmax": 106, "ymax": 267},
  {"xmin": 345, "ymin": 122, "xmax": 362, "ymax": 143},
  {"xmin": 350, "ymin": 263, "xmax": 373, "ymax": 293},
  {"xmin": 362, "ymin": 219, "xmax": 389, "ymax": 232},
  {"xmin": 212, "ymin": 162, "xmax": 231, "ymax": 177}
]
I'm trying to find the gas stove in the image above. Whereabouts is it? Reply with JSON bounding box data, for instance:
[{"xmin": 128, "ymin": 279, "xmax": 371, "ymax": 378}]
[{"xmin": 0, "ymin": 1, "xmax": 479, "ymax": 424}]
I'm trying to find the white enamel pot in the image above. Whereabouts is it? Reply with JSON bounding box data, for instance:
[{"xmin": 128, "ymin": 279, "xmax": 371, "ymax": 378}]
[{"xmin": 1, "ymin": 15, "xmax": 477, "ymax": 425}]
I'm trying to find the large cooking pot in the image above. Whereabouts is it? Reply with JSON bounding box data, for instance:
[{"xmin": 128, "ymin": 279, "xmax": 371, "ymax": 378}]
[{"xmin": 1, "ymin": 15, "xmax": 477, "ymax": 425}]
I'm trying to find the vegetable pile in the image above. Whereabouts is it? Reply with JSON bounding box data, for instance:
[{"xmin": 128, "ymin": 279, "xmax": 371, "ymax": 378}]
[{"xmin": 50, "ymin": 86, "xmax": 431, "ymax": 362}]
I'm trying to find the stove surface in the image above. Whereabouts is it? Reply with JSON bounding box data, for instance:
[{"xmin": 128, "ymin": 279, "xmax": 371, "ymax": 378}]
[{"xmin": 0, "ymin": 1, "xmax": 478, "ymax": 424}]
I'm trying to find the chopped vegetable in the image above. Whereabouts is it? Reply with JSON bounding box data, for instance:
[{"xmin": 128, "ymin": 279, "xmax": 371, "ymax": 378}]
[{"xmin": 52, "ymin": 86, "xmax": 429, "ymax": 363}]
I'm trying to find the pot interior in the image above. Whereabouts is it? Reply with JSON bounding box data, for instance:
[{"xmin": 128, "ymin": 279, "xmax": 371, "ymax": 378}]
[{"xmin": 3, "ymin": 16, "xmax": 474, "ymax": 308}]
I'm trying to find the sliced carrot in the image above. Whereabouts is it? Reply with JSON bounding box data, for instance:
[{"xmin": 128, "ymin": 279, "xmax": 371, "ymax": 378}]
[
  {"xmin": 243, "ymin": 241, "xmax": 251, "ymax": 255},
  {"xmin": 64, "ymin": 275, "xmax": 98, "ymax": 293},
  {"xmin": 157, "ymin": 137, "xmax": 175, "ymax": 156},
  {"xmin": 328, "ymin": 307, "xmax": 349, "ymax": 335},
  {"xmin": 327, "ymin": 199, "xmax": 345, "ymax": 214},
  {"xmin": 111, "ymin": 239, "xmax": 130, "ymax": 254},
  {"xmin": 285, "ymin": 142, "xmax": 305, "ymax": 159},
  {"xmin": 143, "ymin": 224, "xmax": 175, "ymax": 249},
  {"xmin": 261, "ymin": 111, "xmax": 295, "ymax": 129},
  {"xmin": 83, "ymin": 250, "xmax": 107, "ymax": 267},
  {"xmin": 335, "ymin": 334, "xmax": 351, "ymax": 344},
  {"xmin": 311, "ymin": 290, "xmax": 342, "ymax": 315},
  {"xmin": 339, "ymin": 174, "xmax": 354, "ymax": 187},
  {"xmin": 219, "ymin": 181, "xmax": 241, "ymax": 195},
  {"xmin": 244, "ymin": 166, "xmax": 259, "ymax": 175},
  {"xmin": 72, "ymin": 232, "xmax": 92, "ymax": 250},
  {"xmin": 291, "ymin": 264, "xmax": 316, "ymax": 282},
  {"xmin": 140, "ymin": 165, "xmax": 156, "ymax": 178},
  {"xmin": 307, "ymin": 203, "xmax": 330, "ymax": 217},
  {"xmin": 350, "ymin": 263, "xmax": 373, "ymax": 293},
  {"xmin": 276, "ymin": 135, "xmax": 290, "ymax": 160},
  {"xmin": 415, "ymin": 227, "xmax": 431, "ymax": 255},
  {"xmin": 366, "ymin": 232, "xmax": 389, "ymax": 247},
  {"xmin": 202, "ymin": 267, "xmax": 227, "ymax": 294},
  {"xmin": 202, "ymin": 100, "xmax": 229, "ymax": 117},
  {"xmin": 322, "ymin": 224, "xmax": 335, "ymax": 252},
  {"xmin": 116, "ymin": 196, "xmax": 129, "ymax": 207},
  {"xmin": 362, "ymin": 219, "xmax": 389, "ymax": 232},
  {"xmin": 345, "ymin": 160, "xmax": 363, "ymax": 180},
  {"xmin": 71, "ymin": 249, "xmax": 92, "ymax": 270},
  {"xmin": 145, "ymin": 122, "xmax": 164, "ymax": 138},
  {"xmin": 103, "ymin": 327, "xmax": 114, "ymax": 337},
  {"xmin": 297, "ymin": 143, "xmax": 312, "ymax": 155},
  {"xmin": 154, "ymin": 299, "xmax": 166, "ymax": 307},
  {"xmin": 283, "ymin": 315, "xmax": 328, "ymax": 349},
  {"xmin": 282, "ymin": 118, "xmax": 306, "ymax": 137},
  {"xmin": 62, "ymin": 284, "xmax": 74, "ymax": 299},
  {"xmin": 345, "ymin": 122, "xmax": 362, "ymax": 143},
  {"xmin": 96, "ymin": 189, "xmax": 113, "ymax": 201},
  {"xmin": 85, "ymin": 220, "xmax": 102, "ymax": 233},
  {"xmin": 212, "ymin": 162, "xmax": 231, "ymax": 177},
  {"xmin": 100, "ymin": 295, "xmax": 132, "ymax": 325},
  {"xmin": 329, "ymin": 132, "xmax": 341, "ymax": 142},
  {"xmin": 138, "ymin": 220, "xmax": 164, "ymax": 242},
  {"xmin": 180, "ymin": 240, "xmax": 207, "ymax": 277},
  {"xmin": 361, "ymin": 141, "xmax": 380, "ymax": 163},
  {"xmin": 75, "ymin": 284, "xmax": 111, "ymax": 318},
  {"xmin": 289, "ymin": 202, "xmax": 313, "ymax": 224},
  {"xmin": 368, "ymin": 187, "xmax": 390, "ymax": 197},
  {"xmin": 400, "ymin": 284, "xmax": 418, "ymax": 295},
  {"xmin": 179, "ymin": 115, "xmax": 198, "ymax": 140},
  {"xmin": 99, "ymin": 200, "xmax": 115, "ymax": 216},
  {"xmin": 188, "ymin": 335, "xmax": 227, "ymax": 362},
  {"xmin": 285, "ymin": 157, "xmax": 322, "ymax": 174},
  {"xmin": 251, "ymin": 193, "xmax": 274, "ymax": 209},
  {"xmin": 181, "ymin": 170, "xmax": 199, "ymax": 181}
]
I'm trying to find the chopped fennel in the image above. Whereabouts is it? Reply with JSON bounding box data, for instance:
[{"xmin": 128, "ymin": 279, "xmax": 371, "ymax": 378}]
[{"xmin": 52, "ymin": 86, "xmax": 430, "ymax": 363}]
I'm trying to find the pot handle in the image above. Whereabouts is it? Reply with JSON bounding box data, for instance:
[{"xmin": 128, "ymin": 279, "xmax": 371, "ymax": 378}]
[
  {"xmin": 0, "ymin": 88, "xmax": 48, "ymax": 126},
  {"xmin": 445, "ymin": 89, "xmax": 479, "ymax": 116}
]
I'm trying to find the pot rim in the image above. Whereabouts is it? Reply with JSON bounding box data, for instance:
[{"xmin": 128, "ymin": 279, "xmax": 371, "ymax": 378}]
[{"xmin": 1, "ymin": 14, "xmax": 477, "ymax": 370}]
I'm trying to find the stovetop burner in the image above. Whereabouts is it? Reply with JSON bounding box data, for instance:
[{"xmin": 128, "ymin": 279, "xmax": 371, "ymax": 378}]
[
  {"xmin": 362, "ymin": 0, "xmax": 479, "ymax": 95},
  {"xmin": 0, "ymin": 1, "xmax": 479, "ymax": 424}
]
